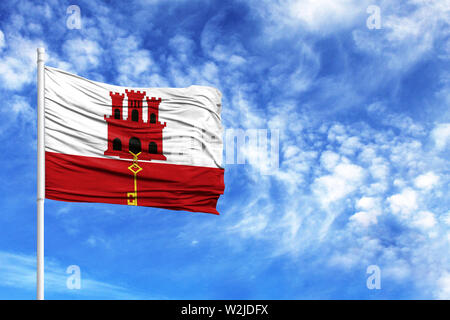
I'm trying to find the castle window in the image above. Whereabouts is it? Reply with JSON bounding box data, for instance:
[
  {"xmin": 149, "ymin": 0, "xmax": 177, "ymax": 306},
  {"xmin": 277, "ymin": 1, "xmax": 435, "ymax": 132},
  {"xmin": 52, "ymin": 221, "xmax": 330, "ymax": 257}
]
[
  {"xmin": 113, "ymin": 138, "xmax": 122, "ymax": 151},
  {"xmin": 114, "ymin": 109, "xmax": 121, "ymax": 119},
  {"xmin": 150, "ymin": 113, "xmax": 156, "ymax": 124},
  {"xmin": 129, "ymin": 137, "xmax": 141, "ymax": 154},
  {"xmin": 149, "ymin": 142, "xmax": 157, "ymax": 154},
  {"xmin": 131, "ymin": 109, "xmax": 139, "ymax": 122}
]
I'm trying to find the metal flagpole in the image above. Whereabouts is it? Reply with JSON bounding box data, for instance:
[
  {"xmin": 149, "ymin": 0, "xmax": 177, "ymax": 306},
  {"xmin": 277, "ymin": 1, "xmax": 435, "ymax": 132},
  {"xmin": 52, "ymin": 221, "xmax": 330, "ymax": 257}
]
[{"xmin": 37, "ymin": 47, "xmax": 45, "ymax": 300}]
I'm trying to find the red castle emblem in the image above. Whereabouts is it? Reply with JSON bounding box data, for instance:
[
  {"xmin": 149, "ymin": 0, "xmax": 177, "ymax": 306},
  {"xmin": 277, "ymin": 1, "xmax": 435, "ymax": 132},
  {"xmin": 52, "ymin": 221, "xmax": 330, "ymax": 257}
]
[
  {"xmin": 104, "ymin": 89, "xmax": 166, "ymax": 161},
  {"xmin": 104, "ymin": 89, "xmax": 167, "ymax": 206}
]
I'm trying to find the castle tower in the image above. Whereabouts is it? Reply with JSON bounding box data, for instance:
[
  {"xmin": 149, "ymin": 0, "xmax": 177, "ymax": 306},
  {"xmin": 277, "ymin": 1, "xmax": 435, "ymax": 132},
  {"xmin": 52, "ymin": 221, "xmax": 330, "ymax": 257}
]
[
  {"xmin": 146, "ymin": 96, "xmax": 162, "ymax": 124},
  {"xmin": 110, "ymin": 92, "xmax": 125, "ymax": 120},
  {"xmin": 125, "ymin": 89, "xmax": 146, "ymax": 122}
]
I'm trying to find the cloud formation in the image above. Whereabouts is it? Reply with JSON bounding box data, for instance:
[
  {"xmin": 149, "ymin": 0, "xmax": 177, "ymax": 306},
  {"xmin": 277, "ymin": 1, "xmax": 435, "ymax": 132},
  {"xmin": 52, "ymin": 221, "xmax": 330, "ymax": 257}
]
[{"xmin": 0, "ymin": 0, "xmax": 448, "ymax": 299}]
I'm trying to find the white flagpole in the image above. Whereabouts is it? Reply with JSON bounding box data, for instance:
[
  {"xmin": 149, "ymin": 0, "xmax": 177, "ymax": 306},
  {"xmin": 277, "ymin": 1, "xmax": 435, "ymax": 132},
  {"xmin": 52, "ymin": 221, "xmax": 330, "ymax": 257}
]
[{"xmin": 37, "ymin": 47, "xmax": 45, "ymax": 300}]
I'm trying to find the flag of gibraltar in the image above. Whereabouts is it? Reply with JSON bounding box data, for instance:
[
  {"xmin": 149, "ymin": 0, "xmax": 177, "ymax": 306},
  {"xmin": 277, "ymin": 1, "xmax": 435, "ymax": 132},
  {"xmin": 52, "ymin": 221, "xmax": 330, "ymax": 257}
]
[{"xmin": 44, "ymin": 67, "xmax": 225, "ymax": 214}]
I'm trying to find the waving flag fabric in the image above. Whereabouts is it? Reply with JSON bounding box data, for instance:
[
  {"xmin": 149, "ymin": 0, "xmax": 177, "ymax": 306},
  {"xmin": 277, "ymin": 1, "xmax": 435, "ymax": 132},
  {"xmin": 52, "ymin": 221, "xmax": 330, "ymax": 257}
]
[{"xmin": 44, "ymin": 66, "xmax": 224, "ymax": 214}]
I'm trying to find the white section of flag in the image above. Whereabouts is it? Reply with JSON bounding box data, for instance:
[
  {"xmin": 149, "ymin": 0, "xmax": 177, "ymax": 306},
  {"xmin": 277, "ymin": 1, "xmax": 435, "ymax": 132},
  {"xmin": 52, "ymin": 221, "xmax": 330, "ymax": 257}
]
[{"xmin": 44, "ymin": 66, "xmax": 223, "ymax": 168}]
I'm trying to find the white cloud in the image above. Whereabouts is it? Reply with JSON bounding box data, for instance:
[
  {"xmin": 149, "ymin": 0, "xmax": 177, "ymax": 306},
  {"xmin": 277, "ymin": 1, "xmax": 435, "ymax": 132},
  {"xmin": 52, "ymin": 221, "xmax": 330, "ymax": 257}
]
[
  {"xmin": 85, "ymin": 235, "xmax": 111, "ymax": 248},
  {"xmin": 254, "ymin": 0, "xmax": 371, "ymax": 35},
  {"xmin": 369, "ymin": 158, "xmax": 390, "ymax": 181},
  {"xmin": 327, "ymin": 124, "xmax": 347, "ymax": 142},
  {"xmin": 358, "ymin": 145, "xmax": 377, "ymax": 163},
  {"xmin": 412, "ymin": 211, "xmax": 437, "ymax": 230},
  {"xmin": 320, "ymin": 150, "xmax": 340, "ymax": 171},
  {"xmin": 388, "ymin": 188, "xmax": 418, "ymax": 217},
  {"xmin": 389, "ymin": 140, "xmax": 422, "ymax": 169},
  {"xmin": 11, "ymin": 95, "xmax": 34, "ymax": 121},
  {"xmin": 339, "ymin": 136, "xmax": 362, "ymax": 156},
  {"xmin": 352, "ymin": 0, "xmax": 449, "ymax": 70},
  {"xmin": 414, "ymin": 172, "xmax": 440, "ymax": 190},
  {"xmin": 431, "ymin": 123, "xmax": 450, "ymax": 151},
  {"xmin": 350, "ymin": 196, "xmax": 381, "ymax": 227},
  {"xmin": 313, "ymin": 162, "xmax": 365, "ymax": 207},
  {"xmin": 169, "ymin": 34, "xmax": 195, "ymax": 64},
  {"xmin": 355, "ymin": 196, "xmax": 376, "ymax": 211},
  {"xmin": 383, "ymin": 259, "xmax": 412, "ymax": 281},
  {"xmin": 228, "ymin": 214, "xmax": 268, "ymax": 237},
  {"xmin": 0, "ymin": 95, "xmax": 35, "ymax": 137},
  {"xmin": 289, "ymin": 0, "xmax": 370, "ymax": 31},
  {"xmin": 111, "ymin": 35, "xmax": 157, "ymax": 86},
  {"xmin": 436, "ymin": 272, "xmax": 450, "ymax": 299},
  {"xmin": 368, "ymin": 104, "xmax": 426, "ymax": 136},
  {"xmin": 0, "ymin": 35, "xmax": 44, "ymax": 90},
  {"xmin": 442, "ymin": 212, "xmax": 450, "ymax": 226},
  {"xmin": 349, "ymin": 211, "xmax": 377, "ymax": 227},
  {"xmin": 62, "ymin": 38, "xmax": 103, "ymax": 72},
  {"xmin": 0, "ymin": 30, "xmax": 4, "ymax": 50},
  {"xmin": 284, "ymin": 145, "xmax": 301, "ymax": 159}
]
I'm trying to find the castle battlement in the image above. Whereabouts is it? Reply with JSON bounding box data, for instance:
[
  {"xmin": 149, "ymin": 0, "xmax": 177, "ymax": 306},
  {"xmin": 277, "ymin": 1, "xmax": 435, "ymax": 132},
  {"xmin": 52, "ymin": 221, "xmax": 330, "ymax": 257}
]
[
  {"xmin": 125, "ymin": 89, "xmax": 146, "ymax": 102},
  {"xmin": 110, "ymin": 91, "xmax": 125, "ymax": 98},
  {"xmin": 109, "ymin": 91, "xmax": 125, "ymax": 108}
]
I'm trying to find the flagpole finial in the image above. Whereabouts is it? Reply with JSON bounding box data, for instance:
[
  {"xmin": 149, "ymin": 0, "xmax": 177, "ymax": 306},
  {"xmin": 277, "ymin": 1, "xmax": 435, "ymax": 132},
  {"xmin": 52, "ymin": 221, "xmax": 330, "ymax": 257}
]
[{"xmin": 37, "ymin": 48, "xmax": 45, "ymax": 63}]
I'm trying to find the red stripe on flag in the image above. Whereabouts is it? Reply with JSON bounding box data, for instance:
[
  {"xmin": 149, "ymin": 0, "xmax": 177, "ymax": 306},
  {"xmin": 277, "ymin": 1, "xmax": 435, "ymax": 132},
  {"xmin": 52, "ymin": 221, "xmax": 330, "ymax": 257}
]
[{"xmin": 45, "ymin": 151, "xmax": 225, "ymax": 214}]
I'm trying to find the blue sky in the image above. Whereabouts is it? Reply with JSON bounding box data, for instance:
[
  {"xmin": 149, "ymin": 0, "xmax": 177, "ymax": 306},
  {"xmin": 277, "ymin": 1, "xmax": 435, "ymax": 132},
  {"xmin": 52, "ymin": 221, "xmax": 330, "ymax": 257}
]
[{"xmin": 0, "ymin": 0, "xmax": 449, "ymax": 299}]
